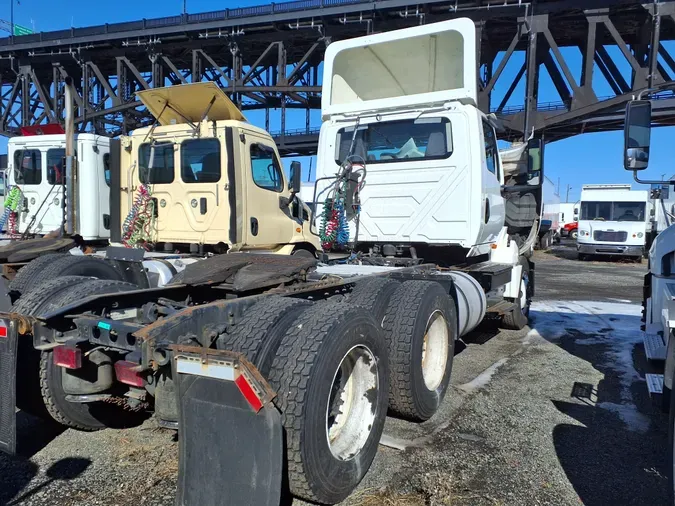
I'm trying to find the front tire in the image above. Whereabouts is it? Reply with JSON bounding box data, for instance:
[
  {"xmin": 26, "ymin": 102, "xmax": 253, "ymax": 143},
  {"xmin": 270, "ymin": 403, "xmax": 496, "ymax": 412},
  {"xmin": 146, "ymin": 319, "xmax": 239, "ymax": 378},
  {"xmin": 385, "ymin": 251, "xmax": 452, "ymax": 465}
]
[
  {"xmin": 502, "ymin": 257, "xmax": 531, "ymax": 330},
  {"xmin": 570, "ymin": 230, "xmax": 578, "ymax": 240}
]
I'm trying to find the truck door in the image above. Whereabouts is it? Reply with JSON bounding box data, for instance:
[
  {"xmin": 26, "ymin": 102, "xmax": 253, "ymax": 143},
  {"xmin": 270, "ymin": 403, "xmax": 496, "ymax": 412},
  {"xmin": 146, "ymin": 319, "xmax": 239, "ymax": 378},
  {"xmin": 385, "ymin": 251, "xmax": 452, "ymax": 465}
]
[
  {"xmin": 476, "ymin": 120, "xmax": 505, "ymax": 245},
  {"xmin": 243, "ymin": 135, "xmax": 296, "ymax": 247}
]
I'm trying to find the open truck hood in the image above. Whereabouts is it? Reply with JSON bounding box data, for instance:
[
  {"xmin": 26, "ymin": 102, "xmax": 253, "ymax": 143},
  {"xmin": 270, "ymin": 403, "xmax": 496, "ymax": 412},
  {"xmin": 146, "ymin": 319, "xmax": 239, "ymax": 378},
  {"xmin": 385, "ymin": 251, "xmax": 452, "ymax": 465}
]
[
  {"xmin": 321, "ymin": 18, "xmax": 476, "ymax": 119},
  {"xmin": 136, "ymin": 82, "xmax": 246, "ymax": 126}
]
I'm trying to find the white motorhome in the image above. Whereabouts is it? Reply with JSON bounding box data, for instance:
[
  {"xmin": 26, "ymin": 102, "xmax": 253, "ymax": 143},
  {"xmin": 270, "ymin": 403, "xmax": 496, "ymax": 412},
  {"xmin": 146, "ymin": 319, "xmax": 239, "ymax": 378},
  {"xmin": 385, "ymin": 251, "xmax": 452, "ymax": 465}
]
[
  {"xmin": 577, "ymin": 184, "xmax": 648, "ymax": 261},
  {"xmin": 7, "ymin": 134, "xmax": 111, "ymax": 240}
]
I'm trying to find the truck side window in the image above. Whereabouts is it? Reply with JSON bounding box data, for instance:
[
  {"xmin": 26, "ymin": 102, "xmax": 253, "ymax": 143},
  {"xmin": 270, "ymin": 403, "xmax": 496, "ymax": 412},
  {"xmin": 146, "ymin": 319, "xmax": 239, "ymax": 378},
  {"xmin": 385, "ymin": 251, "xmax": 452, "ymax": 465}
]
[
  {"xmin": 482, "ymin": 121, "xmax": 499, "ymax": 177},
  {"xmin": 181, "ymin": 139, "xmax": 221, "ymax": 183},
  {"xmin": 103, "ymin": 153, "xmax": 111, "ymax": 187},
  {"xmin": 139, "ymin": 143, "xmax": 174, "ymax": 184},
  {"xmin": 47, "ymin": 148, "xmax": 66, "ymax": 185},
  {"xmin": 250, "ymin": 144, "xmax": 283, "ymax": 192},
  {"xmin": 13, "ymin": 149, "xmax": 42, "ymax": 185}
]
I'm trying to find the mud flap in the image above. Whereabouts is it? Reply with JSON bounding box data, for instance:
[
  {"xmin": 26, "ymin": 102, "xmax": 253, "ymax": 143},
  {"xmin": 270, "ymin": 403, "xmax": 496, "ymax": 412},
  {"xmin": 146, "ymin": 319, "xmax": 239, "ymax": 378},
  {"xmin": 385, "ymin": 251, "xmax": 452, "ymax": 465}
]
[
  {"xmin": 173, "ymin": 348, "xmax": 282, "ymax": 506},
  {"xmin": 0, "ymin": 322, "xmax": 17, "ymax": 455}
]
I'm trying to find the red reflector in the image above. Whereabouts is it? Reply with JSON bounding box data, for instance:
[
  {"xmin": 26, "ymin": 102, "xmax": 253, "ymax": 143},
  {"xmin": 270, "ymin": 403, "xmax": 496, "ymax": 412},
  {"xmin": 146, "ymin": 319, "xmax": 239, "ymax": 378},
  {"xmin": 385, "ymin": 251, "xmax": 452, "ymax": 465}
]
[
  {"xmin": 53, "ymin": 346, "xmax": 82, "ymax": 369},
  {"xmin": 0, "ymin": 325, "xmax": 8, "ymax": 338},
  {"xmin": 114, "ymin": 361, "xmax": 145, "ymax": 387},
  {"xmin": 235, "ymin": 374, "xmax": 263, "ymax": 412}
]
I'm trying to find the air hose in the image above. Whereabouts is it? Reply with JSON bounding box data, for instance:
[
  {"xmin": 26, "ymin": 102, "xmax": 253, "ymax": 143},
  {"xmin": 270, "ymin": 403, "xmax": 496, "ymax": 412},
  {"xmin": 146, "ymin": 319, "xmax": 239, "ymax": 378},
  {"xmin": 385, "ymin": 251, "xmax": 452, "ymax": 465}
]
[{"xmin": 121, "ymin": 184, "xmax": 155, "ymax": 249}]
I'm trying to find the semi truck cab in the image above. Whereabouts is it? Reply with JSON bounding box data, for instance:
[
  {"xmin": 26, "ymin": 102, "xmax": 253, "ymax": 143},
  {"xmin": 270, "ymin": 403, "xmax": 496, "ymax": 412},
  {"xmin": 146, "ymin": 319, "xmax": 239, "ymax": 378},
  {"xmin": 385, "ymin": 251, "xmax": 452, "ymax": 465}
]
[
  {"xmin": 115, "ymin": 83, "xmax": 320, "ymax": 255},
  {"xmin": 8, "ymin": 133, "xmax": 111, "ymax": 240}
]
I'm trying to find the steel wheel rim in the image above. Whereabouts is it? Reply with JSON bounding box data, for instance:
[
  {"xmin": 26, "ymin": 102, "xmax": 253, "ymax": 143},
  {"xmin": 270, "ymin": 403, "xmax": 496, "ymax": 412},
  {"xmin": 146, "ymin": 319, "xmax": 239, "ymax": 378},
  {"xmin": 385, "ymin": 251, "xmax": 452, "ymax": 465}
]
[
  {"xmin": 325, "ymin": 345, "xmax": 378, "ymax": 461},
  {"xmin": 421, "ymin": 310, "xmax": 449, "ymax": 391}
]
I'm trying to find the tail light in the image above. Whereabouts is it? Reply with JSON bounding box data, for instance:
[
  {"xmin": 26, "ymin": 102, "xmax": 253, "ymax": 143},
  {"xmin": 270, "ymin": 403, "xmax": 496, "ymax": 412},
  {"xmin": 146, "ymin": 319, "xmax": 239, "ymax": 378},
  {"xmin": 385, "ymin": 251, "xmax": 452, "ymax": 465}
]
[
  {"xmin": 53, "ymin": 346, "xmax": 82, "ymax": 369},
  {"xmin": 0, "ymin": 322, "xmax": 8, "ymax": 338},
  {"xmin": 114, "ymin": 360, "xmax": 145, "ymax": 387}
]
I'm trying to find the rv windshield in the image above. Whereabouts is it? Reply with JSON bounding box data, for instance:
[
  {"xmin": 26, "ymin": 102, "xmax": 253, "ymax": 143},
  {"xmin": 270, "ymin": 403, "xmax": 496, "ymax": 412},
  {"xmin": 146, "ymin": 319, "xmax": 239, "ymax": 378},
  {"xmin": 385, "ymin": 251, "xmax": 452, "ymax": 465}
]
[{"xmin": 580, "ymin": 201, "xmax": 646, "ymax": 221}]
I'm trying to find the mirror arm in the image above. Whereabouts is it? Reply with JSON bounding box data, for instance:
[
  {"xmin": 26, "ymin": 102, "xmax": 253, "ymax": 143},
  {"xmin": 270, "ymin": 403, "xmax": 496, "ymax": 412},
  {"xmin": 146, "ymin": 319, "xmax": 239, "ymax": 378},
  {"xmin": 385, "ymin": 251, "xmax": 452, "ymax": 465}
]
[{"xmin": 633, "ymin": 170, "xmax": 675, "ymax": 186}]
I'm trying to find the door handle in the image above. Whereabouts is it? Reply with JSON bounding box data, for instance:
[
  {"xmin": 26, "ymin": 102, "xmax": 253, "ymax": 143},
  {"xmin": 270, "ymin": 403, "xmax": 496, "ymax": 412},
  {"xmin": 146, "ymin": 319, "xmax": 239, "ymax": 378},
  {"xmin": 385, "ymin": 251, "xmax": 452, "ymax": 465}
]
[
  {"xmin": 200, "ymin": 197, "xmax": 207, "ymax": 215},
  {"xmin": 484, "ymin": 198, "xmax": 490, "ymax": 224},
  {"xmin": 250, "ymin": 217, "xmax": 258, "ymax": 236}
]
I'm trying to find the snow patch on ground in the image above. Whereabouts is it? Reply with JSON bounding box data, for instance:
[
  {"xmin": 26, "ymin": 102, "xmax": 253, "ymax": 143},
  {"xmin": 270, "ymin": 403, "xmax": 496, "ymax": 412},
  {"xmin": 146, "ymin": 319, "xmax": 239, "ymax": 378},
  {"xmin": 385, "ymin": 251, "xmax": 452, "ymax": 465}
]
[
  {"xmin": 529, "ymin": 300, "xmax": 649, "ymax": 432},
  {"xmin": 596, "ymin": 402, "xmax": 651, "ymax": 433},
  {"xmin": 457, "ymin": 358, "xmax": 509, "ymax": 394}
]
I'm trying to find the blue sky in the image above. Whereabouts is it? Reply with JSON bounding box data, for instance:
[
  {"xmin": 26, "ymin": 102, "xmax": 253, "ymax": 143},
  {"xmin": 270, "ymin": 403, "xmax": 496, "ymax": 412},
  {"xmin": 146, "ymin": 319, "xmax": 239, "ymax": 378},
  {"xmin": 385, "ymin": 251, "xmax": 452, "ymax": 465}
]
[{"xmin": 4, "ymin": 0, "xmax": 675, "ymax": 202}]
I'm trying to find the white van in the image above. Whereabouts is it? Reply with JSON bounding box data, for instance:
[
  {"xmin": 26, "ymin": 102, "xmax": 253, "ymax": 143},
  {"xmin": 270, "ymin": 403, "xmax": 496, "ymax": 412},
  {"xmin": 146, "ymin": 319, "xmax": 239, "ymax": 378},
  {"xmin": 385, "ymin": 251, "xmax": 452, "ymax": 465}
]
[
  {"xmin": 8, "ymin": 134, "xmax": 111, "ymax": 240},
  {"xmin": 577, "ymin": 184, "xmax": 648, "ymax": 261}
]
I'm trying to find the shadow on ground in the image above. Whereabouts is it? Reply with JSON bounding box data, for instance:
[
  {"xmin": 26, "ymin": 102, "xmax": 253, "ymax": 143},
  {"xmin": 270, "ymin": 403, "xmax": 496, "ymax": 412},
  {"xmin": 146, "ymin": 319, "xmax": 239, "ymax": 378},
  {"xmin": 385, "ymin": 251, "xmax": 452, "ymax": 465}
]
[{"xmin": 529, "ymin": 304, "xmax": 668, "ymax": 506}]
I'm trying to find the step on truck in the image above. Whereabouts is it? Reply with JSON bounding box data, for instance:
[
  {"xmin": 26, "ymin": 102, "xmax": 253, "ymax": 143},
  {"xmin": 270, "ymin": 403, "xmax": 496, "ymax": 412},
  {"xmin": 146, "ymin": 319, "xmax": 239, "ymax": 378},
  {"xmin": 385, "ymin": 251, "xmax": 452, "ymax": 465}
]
[{"xmin": 0, "ymin": 19, "xmax": 545, "ymax": 506}]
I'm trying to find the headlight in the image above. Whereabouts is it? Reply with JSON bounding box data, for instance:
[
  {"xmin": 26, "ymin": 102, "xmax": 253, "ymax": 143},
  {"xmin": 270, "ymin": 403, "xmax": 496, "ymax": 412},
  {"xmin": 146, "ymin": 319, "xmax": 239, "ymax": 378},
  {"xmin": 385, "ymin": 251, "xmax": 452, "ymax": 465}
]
[{"xmin": 638, "ymin": 232, "xmax": 644, "ymax": 238}]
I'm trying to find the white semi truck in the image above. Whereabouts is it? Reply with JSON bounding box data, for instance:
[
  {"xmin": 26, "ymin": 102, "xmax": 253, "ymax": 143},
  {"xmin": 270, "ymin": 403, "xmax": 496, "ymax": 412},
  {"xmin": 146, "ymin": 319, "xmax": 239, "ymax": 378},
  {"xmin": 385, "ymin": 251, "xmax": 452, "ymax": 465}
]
[
  {"xmin": 577, "ymin": 183, "xmax": 649, "ymax": 261},
  {"xmin": 0, "ymin": 19, "xmax": 545, "ymax": 506},
  {"xmin": 621, "ymin": 94, "xmax": 675, "ymax": 505},
  {"xmin": 8, "ymin": 133, "xmax": 112, "ymax": 240}
]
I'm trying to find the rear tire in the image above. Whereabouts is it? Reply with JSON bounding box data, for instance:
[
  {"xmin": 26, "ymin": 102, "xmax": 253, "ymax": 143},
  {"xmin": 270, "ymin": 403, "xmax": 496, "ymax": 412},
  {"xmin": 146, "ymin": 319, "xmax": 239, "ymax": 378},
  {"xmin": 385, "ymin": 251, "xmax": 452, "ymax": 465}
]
[
  {"xmin": 8, "ymin": 253, "xmax": 65, "ymax": 297},
  {"xmin": 501, "ymin": 257, "xmax": 531, "ymax": 331},
  {"xmin": 16, "ymin": 278, "xmax": 138, "ymax": 430},
  {"xmin": 216, "ymin": 296, "xmax": 313, "ymax": 375},
  {"xmin": 382, "ymin": 281, "xmax": 457, "ymax": 421},
  {"xmin": 10, "ymin": 254, "xmax": 123, "ymax": 298},
  {"xmin": 347, "ymin": 277, "xmax": 400, "ymax": 326},
  {"xmin": 268, "ymin": 303, "xmax": 389, "ymax": 504}
]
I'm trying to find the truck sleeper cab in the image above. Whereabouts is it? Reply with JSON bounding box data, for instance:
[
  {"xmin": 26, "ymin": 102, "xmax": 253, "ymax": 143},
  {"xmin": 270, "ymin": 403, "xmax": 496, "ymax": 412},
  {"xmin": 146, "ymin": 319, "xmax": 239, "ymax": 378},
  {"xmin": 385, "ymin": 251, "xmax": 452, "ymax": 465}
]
[
  {"xmin": 8, "ymin": 133, "xmax": 111, "ymax": 240},
  {"xmin": 117, "ymin": 83, "xmax": 319, "ymax": 255}
]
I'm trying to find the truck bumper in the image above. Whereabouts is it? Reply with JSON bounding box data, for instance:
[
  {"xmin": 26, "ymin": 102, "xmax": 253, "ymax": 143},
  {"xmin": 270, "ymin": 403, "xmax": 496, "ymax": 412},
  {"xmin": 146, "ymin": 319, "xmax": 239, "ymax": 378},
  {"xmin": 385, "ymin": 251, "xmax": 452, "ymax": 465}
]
[
  {"xmin": 577, "ymin": 243, "xmax": 643, "ymax": 257},
  {"xmin": 0, "ymin": 320, "xmax": 18, "ymax": 455}
]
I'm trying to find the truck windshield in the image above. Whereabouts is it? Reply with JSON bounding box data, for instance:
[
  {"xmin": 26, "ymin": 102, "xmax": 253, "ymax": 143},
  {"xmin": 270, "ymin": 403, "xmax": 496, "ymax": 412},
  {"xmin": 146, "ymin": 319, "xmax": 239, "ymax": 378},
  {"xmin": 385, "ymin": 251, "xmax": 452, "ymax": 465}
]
[
  {"xmin": 335, "ymin": 118, "xmax": 452, "ymax": 164},
  {"xmin": 580, "ymin": 201, "xmax": 646, "ymax": 221},
  {"xmin": 13, "ymin": 149, "xmax": 42, "ymax": 185}
]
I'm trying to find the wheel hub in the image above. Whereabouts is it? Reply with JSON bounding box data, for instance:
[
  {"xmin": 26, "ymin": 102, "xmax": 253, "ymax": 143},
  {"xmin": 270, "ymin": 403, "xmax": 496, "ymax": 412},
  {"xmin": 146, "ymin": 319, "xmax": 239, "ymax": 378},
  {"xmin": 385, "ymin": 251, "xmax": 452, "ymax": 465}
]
[{"xmin": 326, "ymin": 345, "xmax": 378, "ymax": 461}]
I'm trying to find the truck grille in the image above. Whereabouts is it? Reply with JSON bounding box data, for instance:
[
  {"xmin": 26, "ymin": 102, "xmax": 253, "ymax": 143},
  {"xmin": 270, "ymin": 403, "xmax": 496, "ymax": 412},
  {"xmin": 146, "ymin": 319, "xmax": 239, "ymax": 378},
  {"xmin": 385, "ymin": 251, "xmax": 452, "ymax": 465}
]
[{"xmin": 593, "ymin": 230, "xmax": 627, "ymax": 242}]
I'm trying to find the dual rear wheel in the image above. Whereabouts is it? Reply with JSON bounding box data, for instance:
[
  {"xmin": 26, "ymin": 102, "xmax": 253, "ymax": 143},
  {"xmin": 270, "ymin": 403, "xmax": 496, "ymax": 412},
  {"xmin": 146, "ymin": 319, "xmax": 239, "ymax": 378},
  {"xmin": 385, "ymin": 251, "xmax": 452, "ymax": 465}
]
[{"xmin": 218, "ymin": 278, "xmax": 458, "ymax": 502}]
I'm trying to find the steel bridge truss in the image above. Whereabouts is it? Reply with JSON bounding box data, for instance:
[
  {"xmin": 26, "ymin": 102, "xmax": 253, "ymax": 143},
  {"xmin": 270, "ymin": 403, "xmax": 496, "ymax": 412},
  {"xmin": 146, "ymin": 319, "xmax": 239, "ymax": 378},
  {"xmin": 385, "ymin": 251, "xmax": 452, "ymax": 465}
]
[{"xmin": 1, "ymin": 0, "xmax": 675, "ymax": 154}]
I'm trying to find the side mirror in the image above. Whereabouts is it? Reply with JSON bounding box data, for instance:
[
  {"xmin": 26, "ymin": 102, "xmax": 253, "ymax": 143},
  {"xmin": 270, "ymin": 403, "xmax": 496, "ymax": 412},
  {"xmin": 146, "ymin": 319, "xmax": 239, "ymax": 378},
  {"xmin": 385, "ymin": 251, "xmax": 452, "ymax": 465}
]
[
  {"xmin": 527, "ymin": 137, "xmax": 543, "ymax": 183},
  {"xmin": 574, "ymin": 207, "xmax": 578, "ymax": 215},
  {"xmin": 289, "ymin": 161, "xmax": 302, "ymax": 193},
  {"xmin": 624, "ymin": 100, "xmax": 651, "ymax": 171}
]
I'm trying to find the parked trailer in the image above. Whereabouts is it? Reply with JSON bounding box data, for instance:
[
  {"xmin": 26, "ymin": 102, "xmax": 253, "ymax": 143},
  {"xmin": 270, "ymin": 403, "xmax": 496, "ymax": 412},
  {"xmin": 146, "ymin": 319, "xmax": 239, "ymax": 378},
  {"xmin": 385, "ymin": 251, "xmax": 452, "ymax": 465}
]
[{"xmin": 0, "ymin": 19, "xmax": 544, "ymax": 506}]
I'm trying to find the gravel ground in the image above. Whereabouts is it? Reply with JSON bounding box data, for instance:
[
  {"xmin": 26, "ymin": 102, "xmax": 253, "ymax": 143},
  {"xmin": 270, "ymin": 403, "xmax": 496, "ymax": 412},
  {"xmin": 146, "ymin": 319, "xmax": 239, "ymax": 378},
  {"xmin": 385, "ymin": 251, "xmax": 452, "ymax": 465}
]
[{"xmin": 0, "ymin": 242, "xmax": 667, "ymax": 506}]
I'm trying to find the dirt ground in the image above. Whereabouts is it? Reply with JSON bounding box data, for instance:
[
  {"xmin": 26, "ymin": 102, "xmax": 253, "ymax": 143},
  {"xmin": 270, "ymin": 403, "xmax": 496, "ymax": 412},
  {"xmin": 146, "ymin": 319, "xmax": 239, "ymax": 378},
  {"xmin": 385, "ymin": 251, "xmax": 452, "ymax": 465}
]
[{"xmin": 0, "ymin": 240, "xmax": 667, "ymax": 506}]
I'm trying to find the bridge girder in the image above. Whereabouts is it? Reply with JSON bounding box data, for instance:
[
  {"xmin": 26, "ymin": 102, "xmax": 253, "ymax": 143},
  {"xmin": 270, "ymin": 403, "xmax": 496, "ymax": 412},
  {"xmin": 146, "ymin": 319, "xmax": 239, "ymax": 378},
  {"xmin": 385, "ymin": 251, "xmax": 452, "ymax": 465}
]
[{"xmin": 0, "ymin": 0, "xmax": 674, "ymax": 155}]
